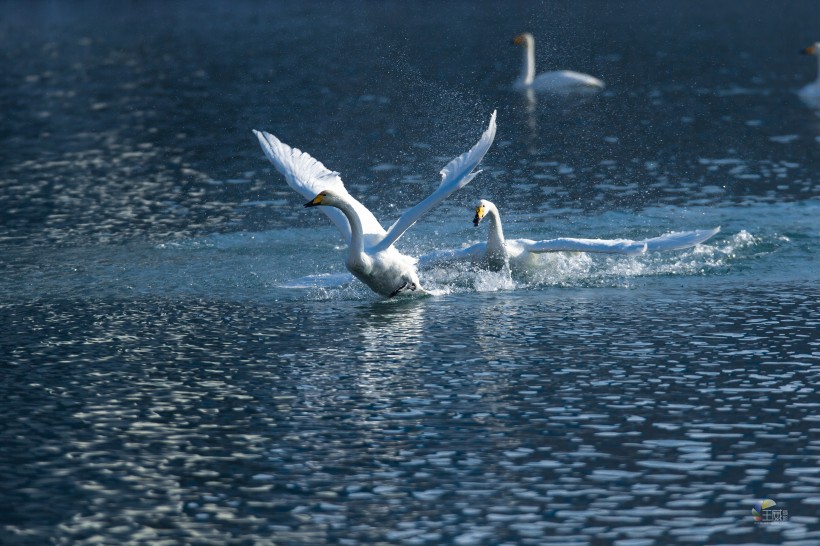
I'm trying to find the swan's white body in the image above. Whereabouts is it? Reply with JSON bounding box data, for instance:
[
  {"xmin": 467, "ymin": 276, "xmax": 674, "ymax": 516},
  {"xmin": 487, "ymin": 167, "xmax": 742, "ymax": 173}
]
[
  {"xmin": 799, "ymin": 42, "xmax": 820, "ymax": 101},
  {"xmin": 253, "ymin": 111, "xmax": 497, "ymax": 298},
  {"xmin": 419, "ymin": 200, "xmax": 721, "ymax": 272},
  {"xmin": 513, "ymin": 32, "xmax": 604, "ymax": 93}
]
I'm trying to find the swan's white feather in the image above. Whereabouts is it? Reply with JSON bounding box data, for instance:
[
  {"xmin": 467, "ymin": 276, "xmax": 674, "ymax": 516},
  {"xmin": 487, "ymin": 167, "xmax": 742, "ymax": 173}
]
[
  {"xmin": 438, "ymin": 110, "xmax": 498, "ymax": 191},
  {"xmin": 642, "ymin": 227, "xmax": 721, "ymax": 252},
  {"xmin": 525, "ymin": 237, "xmax": 647, "ymax": 255},
  {"xmin": 253, "ymin": 129, "xmax": 386, "ymax": 245}
]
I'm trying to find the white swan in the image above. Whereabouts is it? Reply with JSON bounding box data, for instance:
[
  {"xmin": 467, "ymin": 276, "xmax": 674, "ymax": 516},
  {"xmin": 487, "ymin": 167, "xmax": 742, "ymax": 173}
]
[
  {"xmin": 799, "ymin": 42, "xmax": 820, "ymax": 102},
  {"xmin": 513, "ymin": 32, "xmax": 604, "ymax": 93},
  {"xmin": 253, "ymin": 111, "xmax": 497, "ymax": 298},
  {"xmin": 419, "ymin": 199, "xmax": 721, "ymax": 272}
]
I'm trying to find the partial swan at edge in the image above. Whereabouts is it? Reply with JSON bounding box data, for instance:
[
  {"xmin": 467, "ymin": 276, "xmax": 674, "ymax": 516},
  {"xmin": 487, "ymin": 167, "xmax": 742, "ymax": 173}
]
[
  {"xmin": 799, "ymin": 42, "xmax": 820, "ymax": 105},
  {"xmin": 418, "ymin": 199, "xmax": 721, "ymax": 272},
  {"xmin": 513, "ymin": 32, "xmax": 605, "ymax": 94},
  {"xmin": 253, "ymin": 111, "xmax": 497, "ymax": 298}
]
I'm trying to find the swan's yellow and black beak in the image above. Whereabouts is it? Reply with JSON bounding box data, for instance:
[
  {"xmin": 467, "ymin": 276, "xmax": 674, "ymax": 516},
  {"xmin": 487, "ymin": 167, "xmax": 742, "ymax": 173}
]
[
  {"xmin": 802, "ymin": 45, "xmax": 817, "ymax": 55},
  {"xmin": 473, "ymin": 204, "xmax": 486, "ymax": 227},
  {"xmin": 304, "ymin": 192, "xmax": 325, "ymax": 208},
  {"xmin": 512, "ymin": 34, "xmax": 526, "ymax": 46}
]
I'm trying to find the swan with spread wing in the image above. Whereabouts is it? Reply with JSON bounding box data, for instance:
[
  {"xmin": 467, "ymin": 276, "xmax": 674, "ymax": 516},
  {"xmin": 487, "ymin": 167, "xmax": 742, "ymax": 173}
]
[
  {"xmin": 419, "ymin": 199, "xmax": 721, "ymax": 272},
  {"xmin": 253, "ymin": 111, "xmax": 496, "ymax": 297}
]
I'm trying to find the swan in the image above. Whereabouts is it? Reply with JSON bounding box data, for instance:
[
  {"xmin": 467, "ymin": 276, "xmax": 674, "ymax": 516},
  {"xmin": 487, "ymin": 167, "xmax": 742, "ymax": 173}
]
[
  {"xmin": 799, "ymin": 42, "xmax": 820, "ymax": 101},
  {"xmin": 419, "ymin": 199, "xmax": 721, "ymax": 272},
  {"xmin": 253, "ymin": 111, "xmax": 497, "ymax": 298},
  {"xmin": 512, "ymin": 32, "xmax": 605, "ymax": 93}
]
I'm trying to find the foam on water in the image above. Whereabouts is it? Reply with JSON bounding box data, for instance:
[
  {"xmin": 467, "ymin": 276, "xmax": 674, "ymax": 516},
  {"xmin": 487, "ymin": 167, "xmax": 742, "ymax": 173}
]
[{"xmin": 263, "ymin": 223, "xmax": 762, "ymax": 300}]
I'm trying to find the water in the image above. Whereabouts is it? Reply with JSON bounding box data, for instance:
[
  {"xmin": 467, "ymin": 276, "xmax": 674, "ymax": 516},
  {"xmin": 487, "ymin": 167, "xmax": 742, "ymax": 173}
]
[{"xmin": 1, "ymin": 1, "xmax": 818, "ymax": 544}]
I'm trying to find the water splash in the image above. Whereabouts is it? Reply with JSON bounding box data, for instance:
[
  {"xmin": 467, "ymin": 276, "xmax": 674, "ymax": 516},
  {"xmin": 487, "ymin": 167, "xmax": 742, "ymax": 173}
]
[{"xmin": 229, "ymin": 225, "xmax": 768, "ymax": 301}]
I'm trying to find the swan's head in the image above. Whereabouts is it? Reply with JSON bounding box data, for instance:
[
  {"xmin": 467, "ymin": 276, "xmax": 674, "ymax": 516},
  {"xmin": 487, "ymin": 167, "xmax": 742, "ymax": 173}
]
[
  {"xmin": 473, "ymin": 199, "xmax": 496, "ymax": 227},
  {"xmin": 304, "ymin": 190, "xmax": 342, "ymax": 208},
  {"xmin": 802, "ymin": 42, "xmax": 820, "ymax": 56},
  {"xmin": 512, "ymin": 33, "xmax": 534, "ymax": 48}
]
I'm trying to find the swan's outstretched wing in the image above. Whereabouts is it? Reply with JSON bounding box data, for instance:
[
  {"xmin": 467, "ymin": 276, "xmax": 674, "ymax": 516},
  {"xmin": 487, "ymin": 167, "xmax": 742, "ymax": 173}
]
[
  {"xmin": 523, "ymin": 227, "xmax": 721, "ymax": 255},
  {"xmin": 253, "ymin": 130, "xmax": 386, "ymax": 244},
  {"xmin": 641, "ymin": 227, "xmax": 720, "ymax": 252},
  {"xmin": 417, "ymin": 242, "xmax": 487, "ymax": 269},
  {"xmin": 371, "ymin": 111, "xmax": 497, "ymax": 253},
  {"xmin": 524, "ymin": 238, "xmax": 648, "ymax": 255}
]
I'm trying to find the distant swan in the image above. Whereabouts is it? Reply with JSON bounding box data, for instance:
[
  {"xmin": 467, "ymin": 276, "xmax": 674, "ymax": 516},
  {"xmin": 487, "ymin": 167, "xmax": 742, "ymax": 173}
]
[
  {"xmin": 512, "ymin": 32, "xmax": 604, "ymax": 93},
  {"xmin": 253, "ymin": 111, "xmax": 497, "ymax": 298},
  {"xmin": 419, "ymin": 199, "xmax": 721, "ymax": 272},
  {"xmin": 799, "ymin": 42, "xmax": 820, "ymax": 102}
]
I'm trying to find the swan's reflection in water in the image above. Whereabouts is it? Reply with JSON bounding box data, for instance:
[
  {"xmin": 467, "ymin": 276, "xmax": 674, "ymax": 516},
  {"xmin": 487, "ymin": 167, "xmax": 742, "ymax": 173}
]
[
  {"xmin": 354, "ymin": 298, "xmax": 426, "ymax": 391},
  {"xmin": 515, "ymin": 86, "xmax": 604, "ymax": 156},
  {"xmin": 524, "ymin": 88, "xmax": 538, "ymax": 154}
]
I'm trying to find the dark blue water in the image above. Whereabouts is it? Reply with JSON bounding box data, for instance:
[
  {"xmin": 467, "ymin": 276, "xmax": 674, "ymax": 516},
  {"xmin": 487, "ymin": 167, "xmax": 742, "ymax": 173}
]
[{"xmin": 1, "ymin": 1, "xmax": 818, "ymax": 544}]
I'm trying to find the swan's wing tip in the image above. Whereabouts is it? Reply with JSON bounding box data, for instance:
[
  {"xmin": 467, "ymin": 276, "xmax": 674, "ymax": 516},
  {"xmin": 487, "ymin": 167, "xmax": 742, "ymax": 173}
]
[
  {"xmin": 697, "ymin": 226, "xmax": 721, "ymax": 239},
  {"xmin": 485, "ymin": 109, "xmax": 498, "ymax": 141},
  {"xmin": 487, "ymin": 109, "xmax": 498, "ymax": 135},
  {"xmin": 253, "ymin": 129, "xmax": 282, "ymax": 152},
  {"xmin": 641, "ymin": 227, "xmax": 722, "ymax": 252},
  {"xmin": 437, "ymin": 110, "xmax": 498, "ymax": 183}
]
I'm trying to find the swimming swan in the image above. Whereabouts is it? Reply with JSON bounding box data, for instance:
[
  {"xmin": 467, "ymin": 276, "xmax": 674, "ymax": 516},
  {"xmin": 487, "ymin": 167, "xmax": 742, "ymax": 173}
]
[
  {"xmin": 419, "ymin": 199, "xmax": 721, "ymax": 272},
  {"xmin": 512, "ymin": 32, "xmax": 604, "ymax": 93},
  {"xmin": 799, "ymin": 42, "xmax": 820, "ymax": 102},
  {"xmin": 253, "ymin": 111, "xmax": 497, "ymax": 297}
]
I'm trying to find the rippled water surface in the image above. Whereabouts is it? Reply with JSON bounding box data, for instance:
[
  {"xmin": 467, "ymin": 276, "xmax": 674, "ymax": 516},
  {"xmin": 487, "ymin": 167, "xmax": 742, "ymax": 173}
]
[{"xmin": 1, "ymin": 1, "xmax": 819, "ymax": 545}]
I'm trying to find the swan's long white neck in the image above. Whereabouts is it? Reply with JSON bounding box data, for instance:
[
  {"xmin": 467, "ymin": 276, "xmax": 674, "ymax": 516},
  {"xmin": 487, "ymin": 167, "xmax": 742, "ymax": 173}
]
[
  {"xmin": 484, "ymin": 204, "xmax": 505, "ymax": 253},
  {"xmin": 518, "ymin": 38, "xmax": 536, "ymax": 86},
  {"xmin": 333, "ymin": 199, "xmax": 365, "ymax": 259}
]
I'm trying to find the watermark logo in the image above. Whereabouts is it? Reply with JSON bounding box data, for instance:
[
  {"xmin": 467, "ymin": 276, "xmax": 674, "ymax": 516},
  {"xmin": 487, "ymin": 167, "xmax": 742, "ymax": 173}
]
[{"xmin": 752, "ymin": 499, "xmax": 788, "ymax": 524}]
